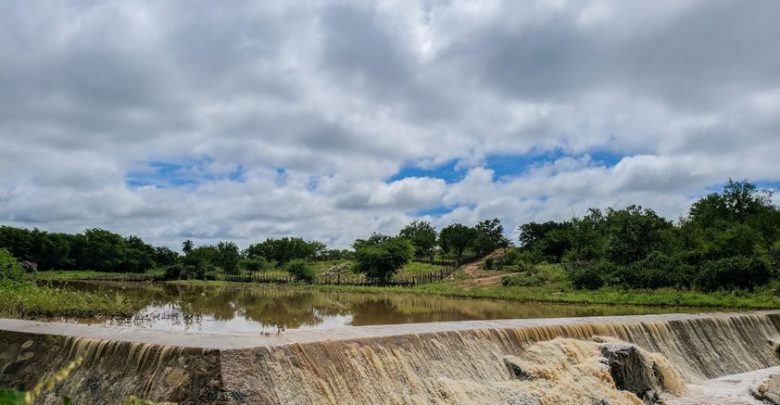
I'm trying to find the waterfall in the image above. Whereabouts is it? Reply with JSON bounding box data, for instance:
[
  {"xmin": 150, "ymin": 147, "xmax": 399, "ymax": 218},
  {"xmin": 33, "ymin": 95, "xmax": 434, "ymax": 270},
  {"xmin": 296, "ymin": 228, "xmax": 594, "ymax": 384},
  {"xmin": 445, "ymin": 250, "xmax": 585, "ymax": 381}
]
[
  {"xmin": 1, "ymin": 312, "xmax": 779, "ymax": 404},
  {"xmin": 220, "ymin": 312, "xmax": 780, "ymax": 404}
]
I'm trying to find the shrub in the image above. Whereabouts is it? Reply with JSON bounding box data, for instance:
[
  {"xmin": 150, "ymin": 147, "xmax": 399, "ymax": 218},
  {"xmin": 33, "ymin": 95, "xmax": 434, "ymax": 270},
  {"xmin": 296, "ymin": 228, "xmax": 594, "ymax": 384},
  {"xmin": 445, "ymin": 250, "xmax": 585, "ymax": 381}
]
[
  {"xmin": 569, "ymin": 261, "xmax": 615, "ymax": 290},
  {"xmin": 694, "ymin": 256, "xmax": 771, "ymax": 292},
  {"xmin": 501, "ymin": 272, "xmax": 549, "ymax": 287},
  {"xmin": 163, "ymin": 264, "xmax": 183, "ymax": 280},
  {"xmin": 618, "ymin": 251, "xmax": 694, "ymax": 289},
  {"xmin": 287, "ymin": 259, "xmax": 315, "ymax": 283},
  {"xmin": 484, "ymin": 258, "xmax": 494, "ymax": 270},
  {"xmin": 352, "ymin": 235, "xmax": 414, "ymax": 283},
  {"xmin": 502, "ymin": 249, "xmax": 523, "ymax": 266},
  {"xmin": 240, "ymin": 257, "xmax": 270, "ymax": 272},
  {"xmin": 0, "ymin": 249, "xmax": 24, "ymax": 282}
]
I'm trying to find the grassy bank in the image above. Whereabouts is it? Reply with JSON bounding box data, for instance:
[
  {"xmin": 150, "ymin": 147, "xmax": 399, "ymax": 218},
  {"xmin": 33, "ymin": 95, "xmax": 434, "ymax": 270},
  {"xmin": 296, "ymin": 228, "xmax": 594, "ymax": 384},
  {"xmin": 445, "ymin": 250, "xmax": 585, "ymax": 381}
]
[
  {"xmin": 33, "ymin": 266, "xmax": 780, "ymax": 311},
  {"xmin": 35, "ymin": 269, "xmax": 163, "ymax": 281},
  {"xmin": 0, "ymin": 280, "xmax": 141, "ymax": 318}
]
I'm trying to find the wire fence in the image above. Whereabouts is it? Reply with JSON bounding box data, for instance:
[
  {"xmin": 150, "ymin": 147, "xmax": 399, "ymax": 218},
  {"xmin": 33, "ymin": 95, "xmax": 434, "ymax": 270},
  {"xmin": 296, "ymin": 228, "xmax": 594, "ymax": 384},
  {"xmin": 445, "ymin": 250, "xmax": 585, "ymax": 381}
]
[{"xmin": 224, "ymin": 263, "xmax": 460, "ymax": 287}]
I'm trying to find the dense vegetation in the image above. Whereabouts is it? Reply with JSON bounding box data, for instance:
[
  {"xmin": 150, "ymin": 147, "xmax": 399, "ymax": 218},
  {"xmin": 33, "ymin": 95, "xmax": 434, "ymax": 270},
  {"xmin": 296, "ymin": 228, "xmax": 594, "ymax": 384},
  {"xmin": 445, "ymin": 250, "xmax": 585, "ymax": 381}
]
[
  {"xmin": 0, "ymin": 217, "xmax": 507, "ymax": 282},
  {"xmin": 517, "ymin": 179, "xmax": 780, "ymax": 291},
  {"xmin": 0, "ymin": 227, "xmax": 177, "ymax": 273},
  {"xmin": 0, "ymin": 248, "xmax": 139, "ymax": 318},
  {"xmin": 2, "ymin": 178, "xmax": 778, "ymax": 298}
]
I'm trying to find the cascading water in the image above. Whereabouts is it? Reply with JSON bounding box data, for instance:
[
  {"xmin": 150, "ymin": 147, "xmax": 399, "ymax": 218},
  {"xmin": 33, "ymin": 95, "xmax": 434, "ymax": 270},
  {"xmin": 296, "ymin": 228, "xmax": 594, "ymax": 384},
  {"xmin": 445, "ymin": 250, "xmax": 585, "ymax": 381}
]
[{"xmin": 1, "ymin": 312, "xmax": 779, "ymax": 404}]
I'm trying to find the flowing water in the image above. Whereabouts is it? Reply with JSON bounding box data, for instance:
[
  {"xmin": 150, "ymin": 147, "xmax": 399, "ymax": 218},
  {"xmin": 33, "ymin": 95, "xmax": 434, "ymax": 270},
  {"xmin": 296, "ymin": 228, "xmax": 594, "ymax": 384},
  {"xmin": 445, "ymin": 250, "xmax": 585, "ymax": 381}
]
[
  {"xmin": 2, "ymin": 311, "xmax": 779, "ymax": 404},
  {"xmin": 40, "ymin": 280, "xmax": 722, "ymax": 332}
]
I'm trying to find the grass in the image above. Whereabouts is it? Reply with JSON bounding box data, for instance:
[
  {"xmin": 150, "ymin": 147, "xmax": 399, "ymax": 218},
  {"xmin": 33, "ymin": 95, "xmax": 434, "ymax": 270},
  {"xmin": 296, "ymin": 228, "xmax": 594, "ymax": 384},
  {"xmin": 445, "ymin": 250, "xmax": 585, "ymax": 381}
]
[
  {"xmin": 165, "ymin": 277, "xmax": 780, "ymax": 309},
  {"xmin": 35, "ymin": 269, "xmax": 162, "ymax": 281},
  {"xmin": 31, "ymin": 261, "xmax": 780, "ymax": 311},
  {"xmin": 0, "ymin": 280, "xmax": 141, "ymax": 318}
]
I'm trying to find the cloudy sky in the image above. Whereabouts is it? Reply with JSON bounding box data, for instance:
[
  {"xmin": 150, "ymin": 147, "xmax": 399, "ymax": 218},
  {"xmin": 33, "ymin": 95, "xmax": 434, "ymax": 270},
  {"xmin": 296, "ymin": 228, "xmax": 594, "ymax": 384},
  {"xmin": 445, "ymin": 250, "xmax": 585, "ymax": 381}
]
[{"xmin": 1, "ymin": 0, "xmax": 779, "ymax": 248}]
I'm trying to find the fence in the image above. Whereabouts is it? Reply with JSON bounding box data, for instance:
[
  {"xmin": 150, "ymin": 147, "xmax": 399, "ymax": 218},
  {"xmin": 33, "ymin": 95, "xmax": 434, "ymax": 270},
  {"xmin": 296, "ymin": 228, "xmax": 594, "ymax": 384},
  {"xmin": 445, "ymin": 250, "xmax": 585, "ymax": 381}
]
[
  {"xmin": 411, "ymin": 254, "xmax": 480, "ymax": 267},
  {"xmin": 224, "ymin": 263, "xmax": 459, "ymax": 287}
]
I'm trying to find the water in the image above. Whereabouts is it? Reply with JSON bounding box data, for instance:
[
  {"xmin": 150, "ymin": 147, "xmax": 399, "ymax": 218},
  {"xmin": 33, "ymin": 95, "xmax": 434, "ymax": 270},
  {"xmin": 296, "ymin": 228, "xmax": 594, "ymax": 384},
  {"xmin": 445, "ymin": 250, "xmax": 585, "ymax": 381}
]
[
  {"xmin": 43, "ymin": 280, "xmax": 721, "ymax": 332},
  {"xmin": 4, "ymin": 310, "xmax": 778, "ymax": 404}
]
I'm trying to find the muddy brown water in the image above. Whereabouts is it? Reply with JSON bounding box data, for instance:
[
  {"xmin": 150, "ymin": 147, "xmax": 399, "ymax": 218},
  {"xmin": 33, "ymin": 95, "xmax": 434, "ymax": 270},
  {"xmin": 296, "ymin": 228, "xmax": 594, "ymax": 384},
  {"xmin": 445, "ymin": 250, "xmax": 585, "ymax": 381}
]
[{"xmin": 38, "ymin": 280, "xmax": 723, "ymax": 333}]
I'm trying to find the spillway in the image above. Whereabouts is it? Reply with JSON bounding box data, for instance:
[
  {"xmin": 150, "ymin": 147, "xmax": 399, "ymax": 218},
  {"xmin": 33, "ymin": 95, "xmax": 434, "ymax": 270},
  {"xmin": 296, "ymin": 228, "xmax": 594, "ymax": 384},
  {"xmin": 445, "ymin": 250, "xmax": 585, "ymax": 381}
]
[{"xmin": 1, "ymin": 311, "xmax": 779, "ymax": 404}]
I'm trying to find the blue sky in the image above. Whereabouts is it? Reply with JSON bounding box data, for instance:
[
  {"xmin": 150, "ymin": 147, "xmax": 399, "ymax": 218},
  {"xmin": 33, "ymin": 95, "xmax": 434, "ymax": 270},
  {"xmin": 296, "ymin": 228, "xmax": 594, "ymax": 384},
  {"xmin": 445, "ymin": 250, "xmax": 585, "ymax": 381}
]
[{"xmin": 126, "ymin": 157, "xmax": 245, "ymax": 189}]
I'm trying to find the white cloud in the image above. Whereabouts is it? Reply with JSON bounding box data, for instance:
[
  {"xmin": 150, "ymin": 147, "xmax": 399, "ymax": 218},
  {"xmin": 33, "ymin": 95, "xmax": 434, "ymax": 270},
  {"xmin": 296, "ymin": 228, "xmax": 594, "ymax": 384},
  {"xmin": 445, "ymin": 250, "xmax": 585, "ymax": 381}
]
[{"xmin": 1, "ymin": 0, "xmax": 779, "ymax": 248}]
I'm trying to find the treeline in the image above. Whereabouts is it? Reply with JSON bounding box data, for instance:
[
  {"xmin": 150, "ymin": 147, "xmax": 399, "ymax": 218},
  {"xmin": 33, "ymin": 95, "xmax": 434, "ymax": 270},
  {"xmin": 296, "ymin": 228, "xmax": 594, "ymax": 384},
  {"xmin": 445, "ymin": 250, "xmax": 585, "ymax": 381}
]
[
  {"xmin": 168, "ymin": 237, "xmax": 340, "ymax": 280},
  {"xmin": 0, "ymin": 227, "xmax": 178, "ymax": 273},
  {"xmin": 399, "ymin": 218, "xmax": 509, "ymax": 261},
  {"xmin": 0, "ymin": 216, "xmax": 511, "ymax": 281},
  {"xmin": 518, "ymin": 179, "xmax": 780, "ymax": 291}
]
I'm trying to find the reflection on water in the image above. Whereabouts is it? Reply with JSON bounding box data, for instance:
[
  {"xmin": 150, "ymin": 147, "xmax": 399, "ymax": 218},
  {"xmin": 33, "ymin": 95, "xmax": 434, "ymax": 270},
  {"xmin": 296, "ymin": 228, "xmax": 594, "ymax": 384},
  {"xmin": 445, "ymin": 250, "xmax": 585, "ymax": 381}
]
[{"xmin": 42, "ymin": 280, "xmax": 719, "ymax": 332}]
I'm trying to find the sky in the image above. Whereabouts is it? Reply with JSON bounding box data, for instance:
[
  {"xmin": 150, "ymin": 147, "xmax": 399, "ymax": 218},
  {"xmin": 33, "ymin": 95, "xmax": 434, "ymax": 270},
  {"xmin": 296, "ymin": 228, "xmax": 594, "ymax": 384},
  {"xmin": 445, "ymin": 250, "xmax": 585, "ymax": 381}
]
[{"xmin": 1, "ymin": 0, "xmax": 780, "ymax": 249}]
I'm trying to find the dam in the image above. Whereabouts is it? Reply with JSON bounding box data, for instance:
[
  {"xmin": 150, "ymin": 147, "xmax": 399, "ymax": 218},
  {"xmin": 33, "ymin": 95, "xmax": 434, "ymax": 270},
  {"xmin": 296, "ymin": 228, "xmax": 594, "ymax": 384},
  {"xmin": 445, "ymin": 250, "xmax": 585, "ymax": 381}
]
[{"xmin": 1, "ymin": 311, "xmax": 779, "ymax": 404}]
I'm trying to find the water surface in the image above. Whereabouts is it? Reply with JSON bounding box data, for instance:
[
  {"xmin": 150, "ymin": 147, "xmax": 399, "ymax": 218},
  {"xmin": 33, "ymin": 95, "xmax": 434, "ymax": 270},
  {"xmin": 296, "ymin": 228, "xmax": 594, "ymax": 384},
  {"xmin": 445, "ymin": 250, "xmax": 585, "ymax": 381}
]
[{"xmin": 43, "ymin": 280, "xmax": 720, "ymax": 333}]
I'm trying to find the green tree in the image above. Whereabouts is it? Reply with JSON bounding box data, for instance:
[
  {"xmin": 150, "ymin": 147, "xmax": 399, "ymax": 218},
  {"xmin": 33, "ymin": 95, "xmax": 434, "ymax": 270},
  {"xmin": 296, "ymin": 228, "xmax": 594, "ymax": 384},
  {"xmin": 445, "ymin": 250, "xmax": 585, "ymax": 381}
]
[
  {"xmin": 154, "ymin": 246, "xmax": 179, "ymax": 267},
  {"xmin": 603, "ymin": 206, "xmax": 672, "ymax": 265},
  {"xmin": 353, "ymin": 234, "xmax": 414, "ymax": 283},
  {"xmin": 694, "ymin": 256, "xmax": 771, "ymax": 292},
  {"xmin": 706, "ymin": 224, "xmax": 763, "ymax": 259},
  {"xmin": 182, "ymin": 240, "xmax": 194, "ymax": 255},
  {"xmin": 77, "ymin": 228, "xmax": 127, "ymax": 272},
  {"xmin": 244, "ymin": 237, "xmax": 325, "ymax": 264},
  {"xmin": 181, "ymin": 245, "xmax": 219, "ymax": 279},
  {"xmin": 439, "ymin": 224, "xmax": 477, "ymax": 262},
  {"xmin": 473, "ymin": 218, "xmax": 507, "ymax": 256},
  {"xmin": 216, "ymin": 241, "xmax": 241, "ymax": 274},
  {"xmin": 399, "ymin": 220, "xmax": 437, "ymax": 261},
  {"xmin": 566, "ymin": 209, "xmax": 606, "ymax": 262},
  {"xmin": 518, "ymin": 221, "xmax": 572, "ymax": 262},
  {"xmin": 287, "ymin": 259, "xmax": 315, "ymax": 283},
  {"xmin": 123, "ymin": 236, "xmax": 155, "ymax": 273},
  {"xmin": 0, "ymin": 248, "xmax": 24, "ymax": 281}
]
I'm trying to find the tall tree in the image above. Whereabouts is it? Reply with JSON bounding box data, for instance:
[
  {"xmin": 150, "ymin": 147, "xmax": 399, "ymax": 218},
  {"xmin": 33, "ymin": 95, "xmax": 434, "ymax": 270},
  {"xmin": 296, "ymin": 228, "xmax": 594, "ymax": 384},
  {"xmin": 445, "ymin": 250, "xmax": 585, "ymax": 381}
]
[
  {"xmin": 216, "ymin": 241, "xmax": 241, "ymax": 274},
  {"xmin": 603, "ymin": 206, "xmax": 672, "ymax": 265},
  {"xmin": 439, "ymin": 224, "xmax": 477, "ymax": 262},
  {"xmin": 182, "ymin": 240, "xmax": 194, "ymax": 255},
  {"xmin": 472, "ymin": 218, "xmax": 507, "ymax": 256},
  {"xmin": 399, "ymin": 221, "xmax": 437, "ymax": 261}
]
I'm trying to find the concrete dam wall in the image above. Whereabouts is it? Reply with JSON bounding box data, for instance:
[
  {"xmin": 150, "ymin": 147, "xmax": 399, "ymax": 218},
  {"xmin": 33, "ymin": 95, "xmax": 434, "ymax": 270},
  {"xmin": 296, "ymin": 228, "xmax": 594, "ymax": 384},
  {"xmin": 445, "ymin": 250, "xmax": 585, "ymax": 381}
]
[{"xmin": 1, "ymin": 311, "xmax": 779, "ymax": 404}]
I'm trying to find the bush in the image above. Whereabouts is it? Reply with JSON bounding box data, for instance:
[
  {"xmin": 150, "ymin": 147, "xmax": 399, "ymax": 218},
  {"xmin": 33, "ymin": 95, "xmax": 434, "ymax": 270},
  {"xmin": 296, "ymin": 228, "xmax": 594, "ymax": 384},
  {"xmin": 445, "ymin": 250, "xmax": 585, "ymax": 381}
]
[
  {"xmin": 569, "ymin": 261, "xmax": 614, "ymax": 290},
  {"xmin": 240, "ymin": 257, "xmax": 270, "ymax": 272},
  {"xmin": 287, "ymin": 259, "xmax": 315, "ymax": 283},
  {"xmin": 352, "ymin": 235, "xmax": 414, "ymax": 283},
  {"xmin": 484, "ymin": 258, "xmax": 494, "ymax": 270},
  {"xmin": 0, "ymin": 249, "xmax": 24, "ymax": 282},
  {"xmin": 163, "ymin": 264, "xmax": 183, "ymax": 280},
  {"xmin": 502, "ymin": 249, "xmax": 523, "ymax": 266},
  {"xmin": 694, "ymin": 256, "xmax": 771, "ymax": 292},
  {"xmin": 617, "ymin": 251, "xmax": 695, "ymax": 289},
  {"xmin": 501, "ymin": 272, "xmax": 550, "ymax": 287}
]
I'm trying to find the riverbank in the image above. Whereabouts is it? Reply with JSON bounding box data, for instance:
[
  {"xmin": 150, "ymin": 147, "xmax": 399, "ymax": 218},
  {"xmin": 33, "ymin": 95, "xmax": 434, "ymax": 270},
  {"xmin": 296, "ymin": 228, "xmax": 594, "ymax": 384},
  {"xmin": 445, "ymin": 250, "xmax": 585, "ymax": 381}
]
[
  {"xmin": 0, "ymin": 280, "xmax": 142, "ymax": 318},
  {"xmin": 30, "ymin": 270, "xmax": 780, "ymax": 312}
]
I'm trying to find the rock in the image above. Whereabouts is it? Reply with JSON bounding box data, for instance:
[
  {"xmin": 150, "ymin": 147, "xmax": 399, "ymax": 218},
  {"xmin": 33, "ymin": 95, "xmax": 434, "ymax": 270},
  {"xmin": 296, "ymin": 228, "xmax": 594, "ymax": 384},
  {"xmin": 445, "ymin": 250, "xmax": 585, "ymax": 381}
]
[
  {"xmin": 599, "ymin": 343, "xmax": 661, "ymax": 404},
  {"xmin": 770, "ymin": 337, "xmax": 780, "ymax": 360},
  {"xmin": 751, "ymin": 374, "xmax": 780, "ymax": 405},
  {"xmin": 15, "ymin": 352, "xmax": 34, "ymax": 362},
  {"xmin": 503, "ymin": 355, "xmax": 534, "ymax": 380}
]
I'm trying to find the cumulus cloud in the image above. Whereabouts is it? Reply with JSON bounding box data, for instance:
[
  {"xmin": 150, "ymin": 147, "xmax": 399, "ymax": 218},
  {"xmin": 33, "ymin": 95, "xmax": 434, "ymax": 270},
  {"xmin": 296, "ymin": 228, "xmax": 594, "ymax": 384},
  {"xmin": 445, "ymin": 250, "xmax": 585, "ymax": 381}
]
[{"xmin": 1, "ymin": 0, "xmax": 778, "ymax": 248}]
